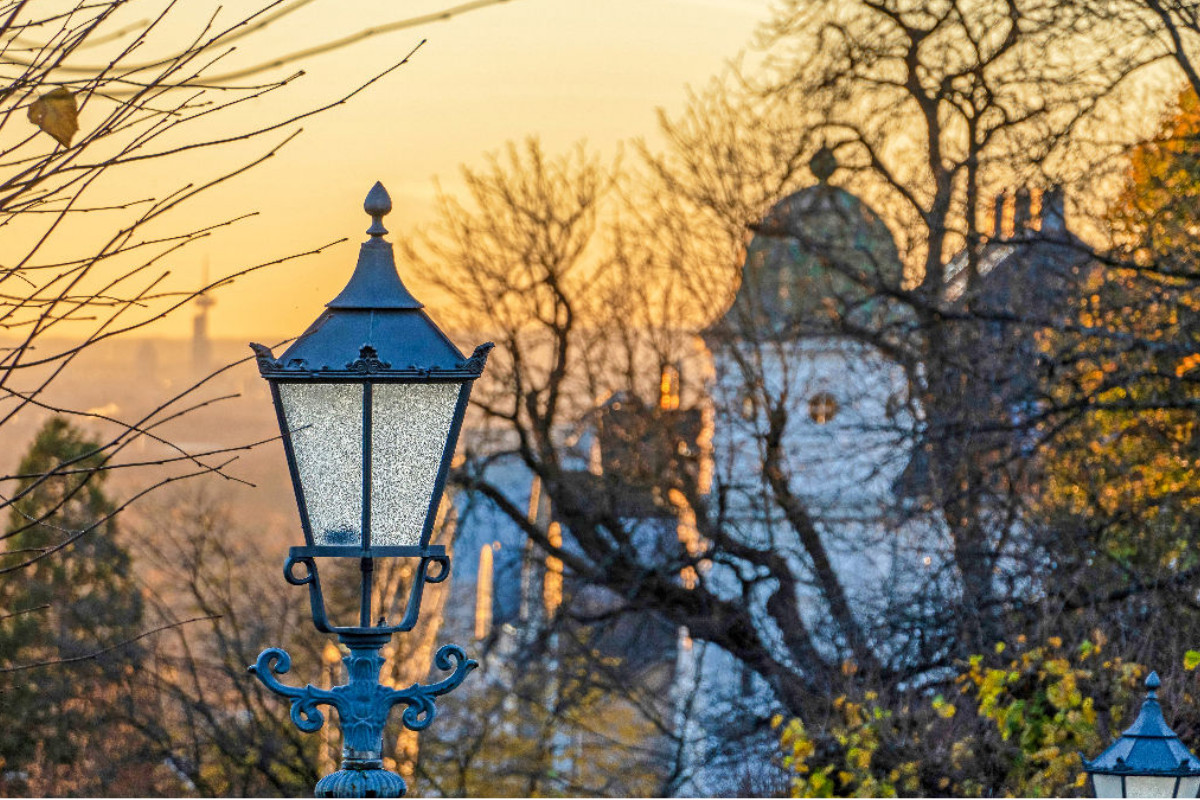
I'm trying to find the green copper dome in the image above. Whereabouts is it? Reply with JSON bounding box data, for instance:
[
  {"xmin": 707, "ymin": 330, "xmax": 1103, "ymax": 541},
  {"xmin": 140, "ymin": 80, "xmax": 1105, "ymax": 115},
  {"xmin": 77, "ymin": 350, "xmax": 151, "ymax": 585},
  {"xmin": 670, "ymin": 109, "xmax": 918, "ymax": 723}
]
[{"xmin": 716, "ymin": 156, "xmax": 905, "ymax": 341}]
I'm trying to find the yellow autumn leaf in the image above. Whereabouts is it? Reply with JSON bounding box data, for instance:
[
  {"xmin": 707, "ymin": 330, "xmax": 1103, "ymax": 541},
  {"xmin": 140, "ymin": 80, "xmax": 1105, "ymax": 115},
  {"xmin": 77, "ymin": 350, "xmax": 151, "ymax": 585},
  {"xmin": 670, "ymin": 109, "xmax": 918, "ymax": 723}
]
[
  {"xmin": 1177, "ymin": 353, "xmax": 1200, "ymax": 377},
  {"xmin": 932, "ymin": 694, "xmax": 957, "ymax": 718},
  {"xmin": 27, "ymin": 88, "xmax": 78, "ymax": 147}
]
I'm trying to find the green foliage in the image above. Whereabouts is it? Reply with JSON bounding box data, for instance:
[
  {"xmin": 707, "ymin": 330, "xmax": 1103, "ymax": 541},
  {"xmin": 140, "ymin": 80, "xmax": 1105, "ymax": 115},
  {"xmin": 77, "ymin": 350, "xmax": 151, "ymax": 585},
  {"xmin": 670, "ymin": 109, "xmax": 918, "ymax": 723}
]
[
  {"xmin": 776, "ymin": 636, "xmax": 1146, "ymax": 798},
  {"xmin": 1047, "ymin": 87, "xmax": 1200, "ymax": 575},
  {"xmin": 776, "ymin": 693, "xmax": 916, "ymax": 798},
  {"xmin": 0, "ymin": 417, "xmax": 147, "ymax": 793}
]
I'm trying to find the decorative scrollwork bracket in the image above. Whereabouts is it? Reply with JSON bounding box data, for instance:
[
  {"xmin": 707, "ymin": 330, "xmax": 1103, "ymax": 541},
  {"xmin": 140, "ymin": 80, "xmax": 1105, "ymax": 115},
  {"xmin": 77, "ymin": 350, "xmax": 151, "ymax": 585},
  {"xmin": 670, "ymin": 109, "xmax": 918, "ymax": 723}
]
[{"xmin": 249, "ymin": 631, "xmax": 477, "ymax": 797}]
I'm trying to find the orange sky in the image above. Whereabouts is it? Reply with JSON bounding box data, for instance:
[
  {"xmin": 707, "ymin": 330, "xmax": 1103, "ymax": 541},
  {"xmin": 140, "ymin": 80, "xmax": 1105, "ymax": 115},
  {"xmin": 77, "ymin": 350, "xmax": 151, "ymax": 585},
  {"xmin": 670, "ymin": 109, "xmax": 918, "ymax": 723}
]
[{"xmin": 113, "ymin": 0, "xmax": 774, "ymax": 341}]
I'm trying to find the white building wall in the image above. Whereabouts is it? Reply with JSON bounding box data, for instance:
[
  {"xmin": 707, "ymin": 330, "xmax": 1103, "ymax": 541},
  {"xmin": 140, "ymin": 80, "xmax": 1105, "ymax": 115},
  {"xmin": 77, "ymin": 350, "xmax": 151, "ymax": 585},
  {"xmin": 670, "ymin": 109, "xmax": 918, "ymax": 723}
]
[{"xmin": 670, "ymin": 334, "xmax": 954, "ymax": 795}]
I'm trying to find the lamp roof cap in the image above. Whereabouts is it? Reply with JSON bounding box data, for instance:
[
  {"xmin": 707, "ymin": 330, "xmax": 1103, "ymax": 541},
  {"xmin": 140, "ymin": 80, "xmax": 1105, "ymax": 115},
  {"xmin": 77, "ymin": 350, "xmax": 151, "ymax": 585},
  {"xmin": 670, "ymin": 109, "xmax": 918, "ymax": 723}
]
[
  {"xmin": 327, "ymin": 182, "xmax": 422, "ymax": 310},
  {"xmin": 250, "ymin": 181, "xmax": 495, "ymax": 380}
]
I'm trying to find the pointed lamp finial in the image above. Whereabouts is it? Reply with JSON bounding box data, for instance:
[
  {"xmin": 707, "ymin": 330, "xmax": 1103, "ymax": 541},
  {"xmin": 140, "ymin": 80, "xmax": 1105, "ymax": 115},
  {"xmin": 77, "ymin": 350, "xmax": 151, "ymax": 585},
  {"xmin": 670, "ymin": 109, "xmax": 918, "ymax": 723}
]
[
  {"xmin": 364, "ymin": 181, "xmax": 391, "ymax": 238},
  {"xmin": 1147, "ymin": 670, "xmax": 1161, "ymax": 693},
  {"xmin": 810, "ymin": 145, "xmax": 838, "ymax": 183}
]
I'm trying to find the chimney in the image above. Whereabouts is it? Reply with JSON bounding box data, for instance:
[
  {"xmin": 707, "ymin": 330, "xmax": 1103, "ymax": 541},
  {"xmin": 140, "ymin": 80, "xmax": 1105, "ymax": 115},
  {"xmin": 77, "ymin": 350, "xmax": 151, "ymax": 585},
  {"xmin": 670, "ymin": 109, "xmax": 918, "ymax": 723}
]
[
  {"xmin": 1041, "ymin": 185, "xmax": 1066, "ymax": 235},
  {"xmin": 993, "ymin": 192, "xmax": 1007, "ymax": 238},
  {"xmin": 1014, "ymin": 187, "xmax": 1032, "ymax": 233}
]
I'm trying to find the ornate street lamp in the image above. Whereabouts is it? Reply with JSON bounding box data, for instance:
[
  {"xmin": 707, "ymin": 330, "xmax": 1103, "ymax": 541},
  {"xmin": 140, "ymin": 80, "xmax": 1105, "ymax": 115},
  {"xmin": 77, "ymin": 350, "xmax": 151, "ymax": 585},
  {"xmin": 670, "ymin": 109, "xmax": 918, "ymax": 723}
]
[
  {"xmin": 247, "ymin": 182, "xmax": 491, "ymax": 798},
  {"xmin": 1083, "ymin": 671, "xmax": 1200, "ymax": 798}
]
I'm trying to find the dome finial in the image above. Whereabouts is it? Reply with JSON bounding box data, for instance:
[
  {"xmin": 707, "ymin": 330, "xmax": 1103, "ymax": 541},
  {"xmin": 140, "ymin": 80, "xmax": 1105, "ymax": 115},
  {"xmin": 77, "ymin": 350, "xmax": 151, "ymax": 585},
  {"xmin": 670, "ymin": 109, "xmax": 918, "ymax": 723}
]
[
  {"xmin": 810, "ymin": 145, "xmax": 837, "ymax": 183},
  {"xmin": 364, "ymin": 181, "xmax": 391, "ymax": 238},
  {"xmin": 1147, "ymin": 670, "xmax": 1161, "ymax": 693}
]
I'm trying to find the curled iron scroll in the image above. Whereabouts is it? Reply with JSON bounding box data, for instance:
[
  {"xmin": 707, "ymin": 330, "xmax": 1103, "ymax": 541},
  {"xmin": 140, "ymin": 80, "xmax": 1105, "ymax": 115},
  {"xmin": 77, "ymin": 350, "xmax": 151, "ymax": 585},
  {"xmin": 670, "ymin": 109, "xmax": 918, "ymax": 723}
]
[
  {"xmin": 284, "ymin": 555, "xmax": 333, "ymax": 633},
  {"xmin": 248, "ymin": 647, "xmax": 337, "ymax": 733},
  {"xmin": 391, "ymin": 643, "xmax": 477, "ymax": 731}
]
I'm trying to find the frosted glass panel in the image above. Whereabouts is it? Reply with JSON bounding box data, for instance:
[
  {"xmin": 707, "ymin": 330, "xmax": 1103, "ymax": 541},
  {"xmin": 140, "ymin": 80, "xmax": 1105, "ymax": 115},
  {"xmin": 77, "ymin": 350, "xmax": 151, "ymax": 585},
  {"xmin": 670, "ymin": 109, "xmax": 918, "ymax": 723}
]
[
  {"xmin": 1177, "ymin": 777, "xmax": 1200, "ymax": 798},
  {"xmin": 1091, "ymin": 775, "xmax": 1123, "ymax": 798},
  {"xmin": 370, "ymin": 382, "xmax": 461, "ymax": 546},
  {"xmin": 1127, "ymin": 776, "xmax": 1181, "ymax": 798},
  {"xmin": 279, "ymin": 382, "xmax": 364, "ymax": 547}
]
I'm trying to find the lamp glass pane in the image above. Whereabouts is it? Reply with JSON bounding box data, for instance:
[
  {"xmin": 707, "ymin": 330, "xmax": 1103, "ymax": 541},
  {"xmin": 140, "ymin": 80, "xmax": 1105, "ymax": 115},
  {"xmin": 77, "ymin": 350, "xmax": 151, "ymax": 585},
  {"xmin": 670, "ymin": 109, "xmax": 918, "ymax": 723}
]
[
  {"xmin": 1176, "ymin": 777, "xmax": 1200, "ymax": 798},
  {"xmin": 370, "ymin": 381, "xmax": 462, "ymax": 546},
  {"xmin": 279, "ymin": 382, "xmax": 364, "ymax": 547},
  {"xmin": 1126, "ymin": 776, "xmax": 1180, "ymax": 798},
  {"xmin": 1091, "ymin": 774, "xmax": 1124, "ymax": 798}
]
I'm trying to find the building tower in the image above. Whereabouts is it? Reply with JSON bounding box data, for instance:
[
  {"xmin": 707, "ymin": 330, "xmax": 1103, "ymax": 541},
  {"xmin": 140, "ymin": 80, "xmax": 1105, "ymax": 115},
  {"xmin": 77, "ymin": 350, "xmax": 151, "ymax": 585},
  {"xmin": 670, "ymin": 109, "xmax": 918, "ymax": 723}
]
[
  {"xmin": 672, "ymin": 147, "xmax": 943, "ymax": 795},
  {"xmin": 702, "ymin": 144, "xmax": 918, "ymax": 538}
]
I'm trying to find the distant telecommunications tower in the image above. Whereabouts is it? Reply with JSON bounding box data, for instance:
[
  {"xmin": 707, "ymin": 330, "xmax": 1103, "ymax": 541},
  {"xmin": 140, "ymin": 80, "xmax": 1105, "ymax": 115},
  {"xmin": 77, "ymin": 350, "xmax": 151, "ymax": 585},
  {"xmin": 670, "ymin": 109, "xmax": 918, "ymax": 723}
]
[{"xmin": 192, "ymin": 260, "xmax": 215, "ymax": 373}]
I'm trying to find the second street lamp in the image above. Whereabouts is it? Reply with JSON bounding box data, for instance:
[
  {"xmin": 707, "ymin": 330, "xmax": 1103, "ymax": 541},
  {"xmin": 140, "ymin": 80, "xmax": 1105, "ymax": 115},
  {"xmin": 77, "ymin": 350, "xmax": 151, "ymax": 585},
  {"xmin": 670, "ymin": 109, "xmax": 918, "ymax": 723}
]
[
  {"xmin": 1083, "ymin": 671, "xmax": 1200, "ymax": 798},
  {"xmin": 247, "ymin": 182, "xmax": 492, "ymax": 798}
]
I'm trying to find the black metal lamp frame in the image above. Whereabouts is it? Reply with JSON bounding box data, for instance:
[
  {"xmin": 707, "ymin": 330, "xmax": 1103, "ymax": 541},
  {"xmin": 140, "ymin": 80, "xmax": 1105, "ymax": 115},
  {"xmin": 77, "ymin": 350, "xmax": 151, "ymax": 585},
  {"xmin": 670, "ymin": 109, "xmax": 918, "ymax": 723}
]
[
  {"xmin": 1085, "ymin": 770, "xmax": 1200, "ymax": 799},
  {"xmin": 247, "ymin": 182, "xmax": 492, "ymax": 798},
  {"xmin": 258, "ymin": 355, "xmax": 489, "ymax": 636}
]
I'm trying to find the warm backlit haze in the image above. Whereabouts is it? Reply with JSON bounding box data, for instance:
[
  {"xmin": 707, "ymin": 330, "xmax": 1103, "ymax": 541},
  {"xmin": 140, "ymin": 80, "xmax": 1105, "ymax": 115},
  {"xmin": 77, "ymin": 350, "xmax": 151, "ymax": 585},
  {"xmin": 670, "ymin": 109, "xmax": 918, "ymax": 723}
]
[
  {"xmin": 112, "ymin": 0, "xmax": 775, "ymax": 341},
  {"xmin": 0, "ymin": 0, "xmax": 777, "ymax": 580},
  {"xmin": 15, "ymin": 1, "xmax": 1200, "ymax": 794}
]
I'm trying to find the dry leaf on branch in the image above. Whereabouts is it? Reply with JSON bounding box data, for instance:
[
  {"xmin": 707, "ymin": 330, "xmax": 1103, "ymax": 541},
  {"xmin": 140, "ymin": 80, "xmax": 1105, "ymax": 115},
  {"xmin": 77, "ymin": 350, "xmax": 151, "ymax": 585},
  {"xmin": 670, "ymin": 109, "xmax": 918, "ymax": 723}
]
[{"xmin": 27, "ymin": 88, "xmax": 79, "ymax": 147}]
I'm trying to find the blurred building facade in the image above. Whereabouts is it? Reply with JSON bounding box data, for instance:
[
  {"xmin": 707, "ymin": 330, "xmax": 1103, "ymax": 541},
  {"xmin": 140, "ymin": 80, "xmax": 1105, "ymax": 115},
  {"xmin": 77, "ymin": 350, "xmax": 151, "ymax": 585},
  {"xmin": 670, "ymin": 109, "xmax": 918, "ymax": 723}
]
[{"xmin": 447, "ymin": 152, "xmax": 1094, "ymax": 795}]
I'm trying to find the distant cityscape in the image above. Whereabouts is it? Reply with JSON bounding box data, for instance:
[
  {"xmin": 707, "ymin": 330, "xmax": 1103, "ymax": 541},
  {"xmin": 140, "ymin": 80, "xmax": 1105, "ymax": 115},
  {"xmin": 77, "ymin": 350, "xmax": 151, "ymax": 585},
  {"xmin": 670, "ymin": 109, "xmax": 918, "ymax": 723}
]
[{"xmin": 0, "ymin": 330, "xmax": 301, "ymax": 560}]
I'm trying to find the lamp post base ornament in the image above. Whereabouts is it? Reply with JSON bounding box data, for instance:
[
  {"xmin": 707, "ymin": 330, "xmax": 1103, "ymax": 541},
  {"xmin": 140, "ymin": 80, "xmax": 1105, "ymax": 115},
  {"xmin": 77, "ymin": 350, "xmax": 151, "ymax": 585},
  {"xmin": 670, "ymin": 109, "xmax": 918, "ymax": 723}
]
[{"xmin": 249, "ymin": 631, "xmax": 476, "ymax": 798}]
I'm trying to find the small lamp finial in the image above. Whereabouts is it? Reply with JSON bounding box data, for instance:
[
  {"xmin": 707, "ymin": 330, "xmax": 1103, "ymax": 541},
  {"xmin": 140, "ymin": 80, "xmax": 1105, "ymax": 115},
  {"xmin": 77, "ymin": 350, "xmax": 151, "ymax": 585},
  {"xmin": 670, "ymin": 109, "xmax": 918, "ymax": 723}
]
[
  {"xmin": 1147, "ymin": 671, "xmax": 1161, "ymax": 693},
  {"xmin": 810, "ymin": 145, "xmax": 838, "ymax": 183},
  {"xmin": 364, "ymin": 181, "xmax": 391, "ymax": 238}
]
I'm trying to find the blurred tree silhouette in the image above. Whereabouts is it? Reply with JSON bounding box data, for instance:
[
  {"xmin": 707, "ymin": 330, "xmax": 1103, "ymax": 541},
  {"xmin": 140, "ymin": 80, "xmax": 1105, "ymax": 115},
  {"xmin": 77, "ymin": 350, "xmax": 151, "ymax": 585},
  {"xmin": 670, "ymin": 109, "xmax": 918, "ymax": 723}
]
[
  {"xmin": 414, "ymin": 624, "xmax": 675, "ymax": 797},
  {"xmin": 0, "ymin": 417, "xmax": 148, "ymax": 794},
  {"xmin": 126, "ymin": 489, "xmax": 322, "ymax": 796},
  {"xmin": 0, "ymin": 0, "xmax": 513, "ymax": 613},
  {"xmin": 410, "ymin": 1, "xmax": 1200, "ymax": 793},
  {"xmin": 1040, "ymin": 86, "xmax": 1200, "ymax": 657},
  {"xmin": 0, "ymin": 1, "xmax": 519, "ymax": 795}
]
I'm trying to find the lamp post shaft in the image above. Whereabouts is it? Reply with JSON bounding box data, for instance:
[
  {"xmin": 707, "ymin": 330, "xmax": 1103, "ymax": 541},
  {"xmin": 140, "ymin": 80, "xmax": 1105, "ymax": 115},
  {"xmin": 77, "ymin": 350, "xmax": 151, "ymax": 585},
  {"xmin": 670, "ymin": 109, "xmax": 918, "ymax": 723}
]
[
  {"xmin": 360, "ymin": 557, "xmax": 374, "ymax": 628},
  {"xmin": 332, "ymin": 631, "xmax": 394, "ymax": 768}
]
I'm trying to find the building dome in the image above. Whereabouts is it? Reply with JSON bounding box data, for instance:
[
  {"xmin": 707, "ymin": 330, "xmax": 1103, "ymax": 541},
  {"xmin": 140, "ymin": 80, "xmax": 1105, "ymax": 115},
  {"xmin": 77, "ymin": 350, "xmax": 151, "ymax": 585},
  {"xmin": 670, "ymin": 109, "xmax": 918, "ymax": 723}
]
[{"xmin": 714, "ymin": 152, "xmax": 904, "ymax": 340}]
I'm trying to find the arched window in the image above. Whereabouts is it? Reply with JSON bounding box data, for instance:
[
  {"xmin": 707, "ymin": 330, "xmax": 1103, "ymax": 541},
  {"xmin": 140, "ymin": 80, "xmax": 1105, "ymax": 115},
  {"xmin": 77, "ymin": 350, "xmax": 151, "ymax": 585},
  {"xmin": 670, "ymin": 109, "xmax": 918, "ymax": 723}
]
[{"xmin": 808, "ymin": 392, "xmax": 839, "ymax": 424}]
